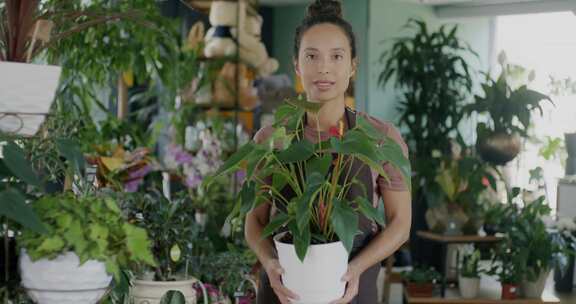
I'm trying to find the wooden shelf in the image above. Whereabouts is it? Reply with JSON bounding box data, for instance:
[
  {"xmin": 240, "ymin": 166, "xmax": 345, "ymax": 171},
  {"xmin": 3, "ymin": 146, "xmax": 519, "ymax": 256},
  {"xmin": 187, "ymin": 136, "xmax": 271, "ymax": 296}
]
[
  {"xmin": 417, "ymin": 231, "xmax": 504, "ymax": 244},
  {"xmin": 404, "ymin": 286, "xmax": 560, "ymax": 304}
]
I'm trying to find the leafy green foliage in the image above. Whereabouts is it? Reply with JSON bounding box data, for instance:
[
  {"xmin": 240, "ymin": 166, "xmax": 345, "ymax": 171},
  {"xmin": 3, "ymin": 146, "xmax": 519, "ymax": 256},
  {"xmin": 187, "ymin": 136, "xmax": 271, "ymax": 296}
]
[
  {"xmin": 206, "ymin": 100, "xmax": 411, "ymax": 262},
  {"xmin": 18, "ymin": 193, "xmax": 156, "ymax": 280},
  {"xmin": 465, "ymin": 61, "xmax": 552, "ymax": 138},
  {"xmin": 379, "ymin": 19, "xmax": 476, "ymax": 186},
  {"xmin": 401, "ymin": 266, "xmax": 441, "ymax": 284},
  {"xmin": 460, "ymin": 250, "xmax": 483, "ymax": 278}
]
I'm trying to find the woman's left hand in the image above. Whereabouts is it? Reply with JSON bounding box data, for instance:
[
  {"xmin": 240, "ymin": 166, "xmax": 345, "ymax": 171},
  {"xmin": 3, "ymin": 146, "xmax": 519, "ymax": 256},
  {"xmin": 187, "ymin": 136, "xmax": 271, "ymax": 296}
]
[{"xmin": 329, "ymin": 264, "xmax": 362, "ymax": 304}]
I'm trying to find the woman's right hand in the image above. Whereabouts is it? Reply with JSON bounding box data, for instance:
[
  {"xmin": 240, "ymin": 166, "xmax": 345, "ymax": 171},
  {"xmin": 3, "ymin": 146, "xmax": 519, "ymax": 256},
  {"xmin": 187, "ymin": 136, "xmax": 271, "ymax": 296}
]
[{"xmin": 264, "ymin": 258, "xmax": 300, "ymax": 304}]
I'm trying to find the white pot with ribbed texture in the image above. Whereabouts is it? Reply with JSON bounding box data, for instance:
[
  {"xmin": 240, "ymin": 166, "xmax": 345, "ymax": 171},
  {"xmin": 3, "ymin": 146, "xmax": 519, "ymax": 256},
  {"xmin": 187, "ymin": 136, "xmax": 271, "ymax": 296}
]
[
  {"xmin": 132, "ymin": 279, "xmax": 208, "ymax": 304},
  {"xmin": 458, "ymin": 276, "xmax": 480, "ymax": 298},
  {"xmin": 274, "ymin": 232, "xmax": 349, "ymax": 304},
  {"xmin": 0, "ymin": 62, "xmax": 61, "ymax": 136},
  {"xmin": 19, "ymin": 250, "xmax": 112, "ymax": 304}
]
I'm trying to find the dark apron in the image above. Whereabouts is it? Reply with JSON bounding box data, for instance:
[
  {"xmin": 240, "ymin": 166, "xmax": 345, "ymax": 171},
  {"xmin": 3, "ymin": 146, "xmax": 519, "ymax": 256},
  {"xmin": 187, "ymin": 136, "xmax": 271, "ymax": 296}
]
[{"xmin": 257, "ymin": 108, "xmax": 380, "ymax": 304}]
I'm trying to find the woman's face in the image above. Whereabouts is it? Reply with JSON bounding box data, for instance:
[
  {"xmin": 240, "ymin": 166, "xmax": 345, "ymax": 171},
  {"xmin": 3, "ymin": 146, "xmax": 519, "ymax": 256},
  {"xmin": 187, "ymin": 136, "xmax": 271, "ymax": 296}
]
[{"xmin": 295, "ymin": 23, "xmax": 356, "ymax": 104}]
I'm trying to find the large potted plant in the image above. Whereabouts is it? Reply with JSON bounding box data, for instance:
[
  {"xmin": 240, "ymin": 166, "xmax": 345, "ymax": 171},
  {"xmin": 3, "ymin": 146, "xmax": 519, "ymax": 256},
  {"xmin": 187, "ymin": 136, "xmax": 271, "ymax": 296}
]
[
  {"xmin": 464, "ymin": 53, "xmax": 552, "ymax": 165},
  {"xmin": 206, "ymin": 99, "xmax": 411, "ymax": 302},
  {"xmin": 458, "ymin": 250, "xmax": 483, "ymax": 299},
  {"xmin": 401, "ymin": 266, "xmax": 441, "ymax": 297},
  {"xmin": 17, "ymin": 192, "xmax": 156, "ymax": 304},
  {"xmin": 426, "ymin": 153, "xmax": 496, "ymax": 235},
  {"xmin": 378, "ymin": 19, "xmax": 475, "ymax": 188}
]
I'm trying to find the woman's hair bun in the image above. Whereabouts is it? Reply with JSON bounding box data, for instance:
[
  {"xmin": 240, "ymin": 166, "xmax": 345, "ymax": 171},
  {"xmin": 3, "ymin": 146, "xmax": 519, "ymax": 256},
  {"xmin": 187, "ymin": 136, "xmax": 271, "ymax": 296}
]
[{"xmin": 306, "ymin": 0, "xmax": 343, "ymax": 19}]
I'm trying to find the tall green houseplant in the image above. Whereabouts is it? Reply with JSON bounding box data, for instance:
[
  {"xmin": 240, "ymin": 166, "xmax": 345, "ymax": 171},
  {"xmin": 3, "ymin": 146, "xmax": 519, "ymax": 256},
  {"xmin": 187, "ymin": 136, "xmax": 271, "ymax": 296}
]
[{"xmin": 378, "ymin": 19, "xmax": 476, "ymax": 188}]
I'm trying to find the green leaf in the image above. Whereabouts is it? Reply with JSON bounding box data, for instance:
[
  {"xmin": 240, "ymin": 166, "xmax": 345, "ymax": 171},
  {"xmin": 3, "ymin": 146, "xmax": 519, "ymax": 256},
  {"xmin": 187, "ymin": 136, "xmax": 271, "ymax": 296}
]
[
  {"xmin": 356, "ymin": 197, "xmax": 385, "ymax": 226},
  {"xmin": 331, "ymin": 130, "xmax": 380, "ymax": 161},
  {"xmin": 330, "ymin": 199, "xmax": 358, "ymax": 254},
  {"xmin": 0, "ymin": 189, "xmax": 46, "ymax": 234},
  {"xmin": 2, "ymin": 142, "xmax": 42, "ymax": 188},
  {"xmin": 288, "ymin": 221, "xmax": 311, "ymax": 262},
  {"xmin": 261, "ymin": 213, "xmax": 290, "ymax": 240},
  {"xmin": 377, "ymin": 139, "xmax": 412, "ymax": 190},
  {"xmin": 286, "ymin": 96, "xmax": 322, "ymax": 113},
  {"xmin": 105, "ymin": 259, "xmax": 121, "ymax": 282},
  {"xmin": 239, "ymin": 181, "xmax": 256, "ymax": 215},
  {"xmin": 307, "ymin": 154, "xmax": 331, "ymax": 178},
  {"xmin": 207, "ymin": 142, "xmax": 255, "ymax": 185},
  {"xmin": 276, "ymin": 140, "xmax": 314, "ymax": 163},
  {"xmin": 104, "ymin": 198, "xmax": 121, "ymax": 214},
  {"xmin": 356, "ymin": 115, "xmax": 384, "ymax": 140},
  {"xmin": 37, "ymin": 236, "xmax": 65, "ymax": 253},
  {"xmin": 56, "ymin": 138, "xmax": 86, "ymax": 177},
  {"xmin": 123, "ymin": 224, "xmax": 156, "ymax": 266},
  {"xmin": 63, "ymin": 220, "xmax": 88, "ymax": 254}
]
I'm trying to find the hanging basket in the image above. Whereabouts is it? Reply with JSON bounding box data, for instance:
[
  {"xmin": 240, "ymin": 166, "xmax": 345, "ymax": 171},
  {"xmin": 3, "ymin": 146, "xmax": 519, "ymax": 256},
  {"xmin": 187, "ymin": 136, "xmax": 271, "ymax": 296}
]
[{"xmin": 476, "ymin": 132, "xmax": 521, "ymax": 166}]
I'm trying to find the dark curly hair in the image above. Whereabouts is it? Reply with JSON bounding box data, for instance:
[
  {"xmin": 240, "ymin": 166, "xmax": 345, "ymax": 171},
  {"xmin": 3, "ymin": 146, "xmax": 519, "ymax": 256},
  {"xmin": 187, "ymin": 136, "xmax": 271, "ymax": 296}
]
[{"xmin": 293, "ymin": 0, "xmax": 357, "ymax": 60}]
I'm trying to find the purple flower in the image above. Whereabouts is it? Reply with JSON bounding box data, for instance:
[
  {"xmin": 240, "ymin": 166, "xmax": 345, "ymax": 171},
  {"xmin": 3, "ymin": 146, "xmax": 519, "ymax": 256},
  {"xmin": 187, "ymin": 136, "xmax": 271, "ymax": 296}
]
[
  {"xmin": 124, "ymin": 179, "xmax": 142, "ymax": 193},
  {"xmin": 168, "ymin": 144, "xmax": 193, "ymax": 165},
  {"xmin": 184, "ymin": 172, "xmax": 202, "ymax": 189},
  {"xmin": 128, "ymin": 164, "xmax": 152, "ymax": 180}
]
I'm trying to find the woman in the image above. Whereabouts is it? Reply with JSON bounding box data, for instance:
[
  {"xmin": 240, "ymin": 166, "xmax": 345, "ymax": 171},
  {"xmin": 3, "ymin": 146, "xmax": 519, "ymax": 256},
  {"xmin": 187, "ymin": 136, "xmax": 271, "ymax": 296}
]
[{"xmin": 245, "ymin": 1, "xmax": 412, "ymax": 303}]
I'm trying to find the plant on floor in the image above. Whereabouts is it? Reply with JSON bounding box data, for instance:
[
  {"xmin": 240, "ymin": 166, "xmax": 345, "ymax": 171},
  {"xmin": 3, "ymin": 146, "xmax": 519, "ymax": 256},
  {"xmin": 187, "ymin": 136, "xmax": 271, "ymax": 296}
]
[
  {"xmin": 206, "ymin": 98, "xmax": 411, "ymax": 261},
  {"xmin": 401, "ymin": 266, "xmax": 441, "ymax": 284},
  {"xmin": 378, "ymin": 18, "xmax": 476, "ymax": 189},
  {"xmin": 18, "ymin": 192, "xmax": 156, "ymax": 279}
]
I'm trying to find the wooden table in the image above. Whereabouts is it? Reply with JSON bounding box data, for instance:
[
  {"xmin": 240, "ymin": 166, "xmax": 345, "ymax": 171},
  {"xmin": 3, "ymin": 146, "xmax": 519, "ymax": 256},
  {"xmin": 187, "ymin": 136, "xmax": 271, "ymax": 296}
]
[
  {"xmin": 403, "ymin": 273, "xmax": 561, "ymax": 304},
  {"xmin": 416, "ymin": 231, "xmax": 504, "ymax": 297},
  {"xmin": 404, "ymin": 289, "xmax": 561, "ymax": 304}
]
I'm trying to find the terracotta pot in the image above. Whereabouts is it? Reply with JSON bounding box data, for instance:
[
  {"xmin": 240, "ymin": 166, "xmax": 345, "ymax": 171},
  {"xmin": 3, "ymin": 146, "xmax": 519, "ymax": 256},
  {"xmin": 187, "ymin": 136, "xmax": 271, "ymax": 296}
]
[
  {"xmin": 477, "ymin": 132, "xmax": 521, "ymax": 165},
  {"xmin": 501, "ymin": 283, "xmax": 519, "ymax": 300},
  {"xmin": 405, "ymin": 282, "xmax": 434, "ymax": 297}
]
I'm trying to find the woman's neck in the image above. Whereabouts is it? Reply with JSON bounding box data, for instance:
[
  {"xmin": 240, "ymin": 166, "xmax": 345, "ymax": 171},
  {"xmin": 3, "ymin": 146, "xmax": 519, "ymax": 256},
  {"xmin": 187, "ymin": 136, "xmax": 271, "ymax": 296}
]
[{"xmin": 305, "ymin": 97, "xmax": 346, "ymax": 132}]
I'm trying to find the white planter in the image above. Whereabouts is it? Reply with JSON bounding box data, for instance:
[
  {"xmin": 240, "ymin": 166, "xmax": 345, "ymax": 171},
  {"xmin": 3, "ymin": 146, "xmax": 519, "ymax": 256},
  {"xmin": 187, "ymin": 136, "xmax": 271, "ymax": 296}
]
[
  {"xmin": 132, "ymin": 279, "xmax": 208, "ymax": 304},
  {"xmin": 521, "ymin": 269, "xmax": 550, "ymax": 298},
  {"xmin": 0, "ymin": 62, "xmax": 61, "ymax": 136},
  {"xmin": 195, "ymin": 211, "xmax": 208, "ymax": 229},
  {"xmin": 458, "ymin": 276, "xmax": 480, "ymax": 299},
  {"xmin": 274, "ymin": 232, "xmax": 349, "ymax": 304},
  {"xmin": 19, "ymin": 250, "xmax": 112, "ymax": 304}
]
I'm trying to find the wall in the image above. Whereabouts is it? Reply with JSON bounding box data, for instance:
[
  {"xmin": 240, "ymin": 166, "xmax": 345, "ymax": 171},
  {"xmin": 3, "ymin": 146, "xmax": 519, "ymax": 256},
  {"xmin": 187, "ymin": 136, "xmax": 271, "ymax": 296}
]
[
  {"xmin": 268, "ymin": 0, "xmax": 370, "ymax": 111},
  {"xmin": 268, "ymin": 0, "xmax": 494, "ymax": 135}
]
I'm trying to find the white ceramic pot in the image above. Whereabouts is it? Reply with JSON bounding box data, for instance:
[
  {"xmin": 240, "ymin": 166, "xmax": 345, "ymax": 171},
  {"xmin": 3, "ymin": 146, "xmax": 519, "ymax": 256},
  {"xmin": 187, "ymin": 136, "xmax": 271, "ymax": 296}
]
[
  {"xmin": 132, "ymin": 279, "xmax": 208, "ymax": 304},
  {"xmin": 274, "ymin": 232, "xmax": 349, "ymax": 304},
  {"xmin": 521, "ymin": 269, "xmax": 550, "ymax": 298},
  {"xmin": 0, "ymin": 62, "xmax": 61, "ymax": 136},
  {"xmin": 458, "ymin": 276, "xmax": 480, "ymax": 299},
  {"xmin": 19, "ymin": 250, "xmax": 112, "ymax": 304}
]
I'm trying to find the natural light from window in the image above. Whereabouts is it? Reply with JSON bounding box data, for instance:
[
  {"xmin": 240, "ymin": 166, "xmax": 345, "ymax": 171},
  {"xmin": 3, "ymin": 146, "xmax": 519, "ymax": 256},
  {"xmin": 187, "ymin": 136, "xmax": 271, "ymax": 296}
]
[{"xmin": 495, "ymin": 11, "xmax": 576, "ymax": 214}]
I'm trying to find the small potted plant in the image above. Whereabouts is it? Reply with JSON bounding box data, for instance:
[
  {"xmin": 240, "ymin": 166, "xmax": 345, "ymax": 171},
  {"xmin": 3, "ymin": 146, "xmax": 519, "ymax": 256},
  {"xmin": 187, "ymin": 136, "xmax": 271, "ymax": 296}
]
[
  {"xmin": 401, "ymin": 266, "xmax": 441, "ymax": 297},
  {"xmin": 17, "ymin": 192, "xmax": 156, "ymax": 304},
  {"xmin": 120, "ymin": 190, "xmax": 208, "ymax": 304},
  {"xmin": 488, "ymin": 244, "xmax": 524, "ymax": 300},
  {"xmin": 459, "ymin": 250, "xmax": 483, "ymax": 298}
]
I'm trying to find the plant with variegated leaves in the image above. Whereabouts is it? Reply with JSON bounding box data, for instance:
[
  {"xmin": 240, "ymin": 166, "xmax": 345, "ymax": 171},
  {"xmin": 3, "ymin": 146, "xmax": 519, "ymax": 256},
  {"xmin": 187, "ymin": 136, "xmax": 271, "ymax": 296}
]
[{"xmin": 206, "ymin": 97, "xmax": 411, "ymax": 261}]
